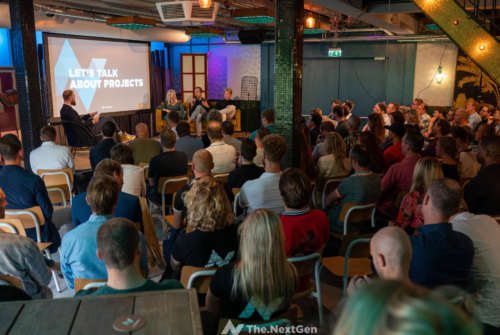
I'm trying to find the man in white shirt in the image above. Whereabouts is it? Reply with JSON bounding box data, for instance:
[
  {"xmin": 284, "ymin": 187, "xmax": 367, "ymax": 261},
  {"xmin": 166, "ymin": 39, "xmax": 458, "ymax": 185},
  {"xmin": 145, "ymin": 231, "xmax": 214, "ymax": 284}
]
[
  {"xmin": 451, "ymin": 210, "xmax": 500, "ymax": 333},
  {"xmin": 29, "ymin": 125, "xmax": 86, "ymax": 194},
  {"xmin": 167, "ymin": 111, "xmax": 180, "ymax": 139},
  {"xmin": 467, "ymin": 101, "xmax": 482, "ymax": 132},
  {"xmin": 239, "ymin": 134, "xmax": 287, "ymax": 215},
  {"xmin": 253, "ymin": 127, "xmax": 271, "ymax": 167},
  {"xmin": 205, "ymin": 121, "xmax": 236, "ymax": 173},
  {"xmin": 110, "ymin": 143, "xmax": 146, "ymax": 198}
]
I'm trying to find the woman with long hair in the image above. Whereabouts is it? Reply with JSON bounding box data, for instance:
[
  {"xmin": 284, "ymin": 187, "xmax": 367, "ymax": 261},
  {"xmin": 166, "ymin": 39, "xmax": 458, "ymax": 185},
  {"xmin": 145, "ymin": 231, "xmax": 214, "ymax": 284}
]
[
  {"xmin": 391, "ymin": 157, "xmax": 444, "ymax": 233},
  {"xmin": 334, "ymin": 280, "xmax": 482, "ymax": 335},
  {"xmin": 365, "ymin": 113, "xmax": 386, "ymax": 144},
  {"xmin": 357, "ymin": 131, "xmax": 385, "ymax": 174},
  {"xmin": 300, "ymin": 123, "xmax": 316, "ymax": 180},
  {"xmin": 436, "ymin": 136, "xmax": 460, "ymax": 181},
  {"xmin": 206, "ymin": 209, "xmax": 298, "ymax": 321},
  {"xmin": 162, "ymin": 177, "xmax": 238, "ymax": 280},
  {"xmin": 405, "ymin": 109, "xmax": 422, "ymax": 133},
  {"xmin": 157, "ymin": 89, "xmax": 186, "ymax": 120}
]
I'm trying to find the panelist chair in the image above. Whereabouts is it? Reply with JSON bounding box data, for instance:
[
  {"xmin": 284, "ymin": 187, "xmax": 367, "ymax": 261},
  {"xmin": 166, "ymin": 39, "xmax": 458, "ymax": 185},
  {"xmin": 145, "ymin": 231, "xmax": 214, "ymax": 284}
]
[
  {"xmin": 38, "ymin": 168, "xmax": 74, "ymax": 207},
  {"xmin": 59, "ymin": 120, "xmax": 103, "ymax": 158},
  {"xmin": 4, "ymin": 207, "xmax": 62, "ymax": 292}
]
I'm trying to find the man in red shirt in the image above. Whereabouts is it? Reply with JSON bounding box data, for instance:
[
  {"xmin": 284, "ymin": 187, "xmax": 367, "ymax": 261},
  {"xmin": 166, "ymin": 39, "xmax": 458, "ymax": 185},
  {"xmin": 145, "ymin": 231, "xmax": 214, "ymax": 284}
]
[
  {"xmin": 377, "ymin": 130, "xmax": 423, "ymax": 220},
  {"xmin": 383, "ymin": 122, "xmax": 406, "ymax": 172},
  {"xmin": 279, "ymin": 168, "xmax": 329, "ymax": 290}
]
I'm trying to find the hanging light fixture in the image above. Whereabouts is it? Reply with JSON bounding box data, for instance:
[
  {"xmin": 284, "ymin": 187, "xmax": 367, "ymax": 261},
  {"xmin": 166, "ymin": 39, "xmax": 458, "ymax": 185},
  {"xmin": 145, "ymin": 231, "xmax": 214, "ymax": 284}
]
[
  {"xmin": 186, "ymin": 27, "xmax": 223, "ymax": 38},
  {"xmin": 106, "ymin": 16, "xmax": 156, "ymax": 30},
  {"xmin": 306, "ymin": 13, "xmax": 315, "ymax": 29},
  {"xmin": 199, "ymin": 0, "xmax": 212, "ymax": 8},
  {"xmin": 233, "ymin": 8, "xmax": 275, "ymax": 24},
  {"xmin": 436, "ymin": 66, "xmax": 444, "ymax": 84}
]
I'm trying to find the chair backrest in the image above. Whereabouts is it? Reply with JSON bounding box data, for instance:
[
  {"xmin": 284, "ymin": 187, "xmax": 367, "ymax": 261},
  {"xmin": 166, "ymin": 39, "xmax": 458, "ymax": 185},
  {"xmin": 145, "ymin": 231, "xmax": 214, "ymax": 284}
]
[
  {"xmin": 338, "ymin": 234, "xmax": 374, "ymax": 258},
  {"xmin": 321, "ymin": 175, "xmax": 349, "ymax": 209},
  {"xmin": 0, "ymin": 275, "xmax": 23, "ymax": 290},
  {"xmin": 212, "ymin": 173, "xmax": 230, "ymax": 183},
  {"xmin": 139, "ymin": 163, "xmax": 149, "ymax": 180},
  {"xmin": 339, "ymin": 202, "xmax": 376, "ymax": 224},
  {"xmin": 74, "ymin": 278, "xmax": 107, "ymax": 293},
  {"xmin": 233, "ymin": 192, "xmax": 241, "ymax": 215},
  {"xmin": 46, "ymin": 187, "xmax": 68, "ymax": 206},
  {"xmin": 180, "ymin": 266, "xmax": 217, "ymax": 294},
  {"xmin": 188, "ymin": 162, "xmax": 193, "ymax": 175},
  {"xmin": 232, "ymin": 188, "xmax": 241, "ymax": 199},
  {"xmin": 5, "ymin": 207, "xmax": 45, "ymax": 242},
  {"xmin": 394, "ymin": 191, "xmax": 409, "ymax": 209},
  {"xmin": 459, "ymin": 178, "xmax": 471, "ymax": 187},
  {"xmin": 60, "ymin": 120, "xmax": 96, "ymax": 148},
  {"xmin": 287, "ymin": 252, "xmax": 322, "ymax": 278},
  {"xmin": 0, "ymin": 219, "xmax": 27, "ymax": 236},
  {"xmin": 38, "ymin": 169, "xmax": 73, "ymax": 204},
  {"xmin": 158, "ymin": 175, "xmax": 190, "ymax": 194},
  {"xmin": 83, "ymin": 282, "xmax": 107, "ymax": 291},
  {"xmin": 139, "ymin": 197, "xmax": 163, "ymax": 267},
  {"xmin": 217, "ymin": 308, "xmax": 298, "ymax": 335},
  {"xmin": 461, "ymin": 179, "xmax": 470, "ymax": 192}
]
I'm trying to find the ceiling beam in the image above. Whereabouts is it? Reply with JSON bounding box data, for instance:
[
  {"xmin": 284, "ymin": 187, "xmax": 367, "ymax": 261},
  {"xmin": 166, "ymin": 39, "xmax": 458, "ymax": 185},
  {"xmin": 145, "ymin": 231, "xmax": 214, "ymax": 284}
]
[{"xmin": 368, "ymin": 2, "xmax": 420, "ymax": 14}]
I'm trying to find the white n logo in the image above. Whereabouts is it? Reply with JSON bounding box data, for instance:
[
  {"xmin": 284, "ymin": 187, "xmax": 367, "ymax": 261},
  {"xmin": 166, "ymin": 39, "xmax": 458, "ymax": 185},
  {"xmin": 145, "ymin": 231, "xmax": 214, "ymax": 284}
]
[{"xmin": 221, "ymin": 320, "xmax": 245, "ymax": 335}]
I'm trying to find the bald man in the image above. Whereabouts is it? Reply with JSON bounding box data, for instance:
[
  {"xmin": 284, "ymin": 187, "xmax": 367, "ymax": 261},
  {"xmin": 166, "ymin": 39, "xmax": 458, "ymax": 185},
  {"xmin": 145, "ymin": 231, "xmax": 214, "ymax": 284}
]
[
  {"xmin": 128, "ymin": 123, "xmax": 163, "ymax": 166},
  {"xmin": 453, "ymin": 109, "xmax": 470, "ymax": 128}
]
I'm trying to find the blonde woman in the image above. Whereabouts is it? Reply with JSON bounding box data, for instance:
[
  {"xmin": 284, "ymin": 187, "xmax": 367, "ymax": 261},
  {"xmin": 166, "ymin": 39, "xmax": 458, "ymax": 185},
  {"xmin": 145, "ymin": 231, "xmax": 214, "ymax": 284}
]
[
  {"xmin": 334, "ymin": 280, "xmax": 482, "ymax": 335},
  {"xmin": 162, "ymin": 177, "xmax": 237, "ymax": 280},
  {"xmin": 206, "ymin": 208, "xmax": 297, "ymax": 321},
  {"xmin": 216, "ymin": 88, "xmax": 238, "ymax": 122},
  {"xmin": 391, "ymin": 157, "xmax": 444, "ymax": 233},
  {"xmin": 405, "ymin": 109, "xmax": 422, "ymax": 133},
  {"xmin": 157, "ymin": 89, "xmax": 186, "ymax": 120}
]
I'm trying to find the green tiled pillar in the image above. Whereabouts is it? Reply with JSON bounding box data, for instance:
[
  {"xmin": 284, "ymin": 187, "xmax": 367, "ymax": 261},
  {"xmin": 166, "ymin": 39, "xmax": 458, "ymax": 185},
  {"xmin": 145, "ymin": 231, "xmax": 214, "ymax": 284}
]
[{"xmin": 274, "ymin": 0, "xmax": 304, "ymax": 169}]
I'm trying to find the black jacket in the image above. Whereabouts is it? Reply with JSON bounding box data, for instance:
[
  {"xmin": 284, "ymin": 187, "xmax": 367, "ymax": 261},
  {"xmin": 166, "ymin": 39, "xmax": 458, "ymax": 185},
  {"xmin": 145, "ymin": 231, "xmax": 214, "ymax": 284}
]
[
  {"xmin": 188, "ymin": 98, "xmax": 210, "ymax": 115},
  {"xmin": 60, "ymin": 104, "xmax": 92, "ymax": 128},
  {"xmin": 89, "ymin": 138, "xmax": 116, "ymax": 170}
]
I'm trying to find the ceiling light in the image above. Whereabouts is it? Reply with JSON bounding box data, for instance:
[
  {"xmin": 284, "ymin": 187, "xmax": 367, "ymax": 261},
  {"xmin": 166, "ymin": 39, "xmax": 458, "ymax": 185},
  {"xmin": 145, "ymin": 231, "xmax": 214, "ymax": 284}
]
[
  {"xmin": 479, "ymin": 45, "xmax": 485, "ymax": 50},
  {"xmin": 107, "ymin": 16, "xmax": 156, "ymax": 30},
  {"xmin": 453, "ymin": 20, "xmax": 459, "ymax": 25},
  {"xmin": 199, "ymin": 0, "xmax": 212, "ymax": 8},
  {"xmin": 306, "ymin": 13, "xmax": 315, "ymax": 29},
  {"xmin": 233, "ymin": 8, "xmax": 275, "ymax": 24},
  {"xmin": 186, "ymin": 27, "xmax": 224, "ymax": 38}
]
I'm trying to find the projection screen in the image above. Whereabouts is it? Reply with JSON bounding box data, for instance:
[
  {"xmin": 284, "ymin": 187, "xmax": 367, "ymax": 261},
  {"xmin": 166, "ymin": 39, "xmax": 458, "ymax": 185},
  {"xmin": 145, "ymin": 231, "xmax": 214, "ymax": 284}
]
[{"xmin": 45, "ymin": 34, "xmax": 151, "ymax": 119}]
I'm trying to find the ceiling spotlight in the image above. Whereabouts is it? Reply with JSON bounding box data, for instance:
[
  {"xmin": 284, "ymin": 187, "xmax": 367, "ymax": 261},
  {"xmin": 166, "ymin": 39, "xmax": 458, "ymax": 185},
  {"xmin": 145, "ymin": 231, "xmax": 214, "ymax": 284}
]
[
  {"xmin": 479, "ymin": 45, "xmax": 485, "ymax": 50},
  {"xmin": 453, "ymin": 20, "xmax": 459, "ymax": 25}
]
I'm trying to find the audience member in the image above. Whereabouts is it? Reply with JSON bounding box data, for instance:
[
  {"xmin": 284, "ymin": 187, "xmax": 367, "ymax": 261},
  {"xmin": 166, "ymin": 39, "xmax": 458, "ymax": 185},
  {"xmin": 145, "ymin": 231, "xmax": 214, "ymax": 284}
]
[
  {"xmin": 188, "ymin": 86, "xmax": 210, "ymax": 137},
  {"xmin": 374, "ymin": 103, "xmax": 391, "ymax": 126},
  {"xmin": 0, "ymin": 188, "xmax": 52, "ymax": 299},
  {"xmin": 365, "ymin": 113, "xmax": 386, "ymax": 144},
  {"xmin": 358, "ymin": 131, "xmax": 385, "ymax": 174},
  {"xmin": 391, "ymin": 157, "xmax": 443, "ymax": 233},
  {"xmin": 312, "ymin": 121, "xmax": 336, "ymax": 162},
  {"xmin": 344, "ymin": 100, "xmax": 354, "ymax": 117},
  {"xmin": 417, "ymin": 102, "xmax": 431, "ymax": 134},
  {"xmin": 423, "ymin": 106, "xmax": 447, "ymax": 139},
  {"xmin": 171, "ymin": 150, "xmax": 234, "ymax": 230},
  {"xmin": 128, "ymin": 123, "xmax": 163, "ymax": 166},
  {"xmin": 0, "ymin": 134, "xmax": 62, "ymax": 252},
  {"xmin": 147, "ymin": 129, "xmax": 188, "ymax": 206},
  {"xmin": 110, "ymin": 144, "xmax": 146, "ymax": 198},
  {"xmin": 30, "ymin": 125, "xmax": 86, "ymax": 194},
  {"xmin": 167, "ymin": 110, "xmax": 180, "ymax": 138},
  {"xmin": 89, "ymin": 121, "xmax": 116, "ymax": 171},
  {"xmin": 249, "ymin": 109, "xmax": 275, "ymax": 141},
  {"xmin": 381, "ymin": 112, "xmax": 405, "ymax": 152},
  {"xmin": 453, "ymin": 109, "xmax": 470, "ymax": 129},
  {"xmin": 174, "ymin": 122, "xmax": 204, "ymax": 161},
  {"xmin": 228, "ymin": 139, "xmax": 264, "ymax": 189},
  {"xmin": 280, "ymin": 168, "xmax": 329, "ymax": 289},
  {"xmin": 409, "ymin": 178, "xmax": 474, "ymax": 289},
  {"xmin": 488, "ymin": 106, "xmax": 500, "ymax": 133},
  {"xmin": 205, "ymin": 121, "xmax": 236, "ymax": 173},
  {"xmin": 72, "ymin": 159, "xmax": 142, "ymax": 228},
  {"xmin": 449, "ymin": 126, "xmax": 480, "ymax": 178},
  {"xmin": 421, "ymin": 119, "xmax": 451, "ymax": 157},
  {"xmin": 474, "ymin": 104, "xmax": 494, "ymax": 134},
  {"xmin": 436, "ymin": 136, "xmax": 460, "ymax": 181},
  {"xmin": 157, "ymin": 89, "xmax": 186, "ymax": 120},
  {"xmin": 405, "ymin": 109, "xmax": 422, "ymax": 133},
  {"xmin": 165, "ymin": 177, "xmax": 238, "ymax": 280},
  {"xmin": 448, "ymin": 107, "xmax": 458, "ymax": 123},
  {"xmin": 378, "ymin": 130, "xmax": 423, "ymax": 220},
  {"xmin": 411, "ymin": 98, "xmax": 424, "ymax": 109},
  {"xmin": 253, "ymin": 127, "xmax": 271, "ymax": 168},
  {"xmin": 299, "ymin": 124, "xmax": 316, "ymax": 180},
  {"xmin": 200, "ymin": 109, "xmax": 223, "ymax": 148},
  {"xmin": 464, "ymin": 136, "xmax": 500, "ymax": 215},
  {"xmin": 216, "ymin": 88, "xmax": 238, "ymax": 122},
  {"xmin": 326, "ymin": 145, "xmax": 381, "ymax": 233},
  {"xmin": 76, "ymin": 218, "xmax": 182, "ymax": 296},
  {"xmin": 206, "ymin": 209, "xmax": 298, "ymax": 321},
  {"xmin": 313, "ymin": 107, "xmax": 336, "ymax": 128},
  {"xmin": 333, "ymin": 105, "xmax": 349, "ymax": 139},
  {"xmin": 451, "ymin": 209, "xmax": 500, "ymax": 334},
  {"xmin": 387, "ymin": 102, "xmax": 400, "ymax": 115},
  {"xmin": 383, "ymin": 122, "xmax": 406, "ymax": 172},
  {"xmin": 467, "ymin": 101, "xmax": 482, "ymax": 131},
  {"xmin": 222, "ymin": 121, "xmax": 241, "ymax": 152},
  {"xmin": 61, "ymin": 176, "xmax": 148, "ymax": 290},
  {"xmin": 240, "ymin": 134, "xmax": 287, "ymax": 215},
  {"xmin": 335, "ymin": 280, "xmax": 482, "ymax": 335},
  {"xmin": 308, "ymin": 112, "xmax": 323, "ymax": 146},
  {"xmin": 343, "ymin": 115, "xmax": 361, "ymax": 156},
  {"xmin": 475, "ymin": 123, "xmax": 495, "ymax": 144}
]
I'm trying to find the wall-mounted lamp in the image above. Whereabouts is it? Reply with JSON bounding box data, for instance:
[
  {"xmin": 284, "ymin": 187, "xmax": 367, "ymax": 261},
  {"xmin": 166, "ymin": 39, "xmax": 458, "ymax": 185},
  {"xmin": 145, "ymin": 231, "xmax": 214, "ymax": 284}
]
[
  {"xmin": 479, "ymin": 45, "xmax": 485, "ymax": 50},
  {"xmin": 436, "ymin": 66, "xmax": 443, "ymax": 84},
  {"xmin": 306, "ymin": 13, "xmax": 315, "ymax": 29}
]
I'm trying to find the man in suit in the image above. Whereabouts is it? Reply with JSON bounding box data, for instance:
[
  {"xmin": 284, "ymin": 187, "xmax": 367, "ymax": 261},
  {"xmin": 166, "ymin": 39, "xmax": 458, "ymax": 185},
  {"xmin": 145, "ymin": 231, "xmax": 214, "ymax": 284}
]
[
  {"xmin": 89, "ymin": 121, "xmax": 117, "ymax": 171},
  {"xmin": 60, "ymin": 90, "xmax": 134, "ymax": 142}
]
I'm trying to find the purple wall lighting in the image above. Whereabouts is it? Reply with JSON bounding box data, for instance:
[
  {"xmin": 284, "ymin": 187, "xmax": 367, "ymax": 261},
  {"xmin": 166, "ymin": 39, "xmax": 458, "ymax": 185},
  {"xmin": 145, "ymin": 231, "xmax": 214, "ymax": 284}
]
[{"xmin": 208, "ymin": 55, "xmax": 227, "ymax": 100}]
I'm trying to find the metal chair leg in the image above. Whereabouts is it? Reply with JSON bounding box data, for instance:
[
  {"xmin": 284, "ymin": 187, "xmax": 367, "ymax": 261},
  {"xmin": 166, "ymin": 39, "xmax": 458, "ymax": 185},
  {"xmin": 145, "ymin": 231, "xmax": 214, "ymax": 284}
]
[{"xmin": 44, "ymin": 250, "xmax": 61, "ymax": 293}]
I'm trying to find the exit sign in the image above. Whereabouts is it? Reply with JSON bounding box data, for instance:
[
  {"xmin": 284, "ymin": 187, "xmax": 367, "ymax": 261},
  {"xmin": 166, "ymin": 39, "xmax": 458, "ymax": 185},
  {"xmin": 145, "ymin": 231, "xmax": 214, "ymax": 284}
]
[{"xmin": 329, "ymin": 48, "xmax": 342, "ymax": 57}]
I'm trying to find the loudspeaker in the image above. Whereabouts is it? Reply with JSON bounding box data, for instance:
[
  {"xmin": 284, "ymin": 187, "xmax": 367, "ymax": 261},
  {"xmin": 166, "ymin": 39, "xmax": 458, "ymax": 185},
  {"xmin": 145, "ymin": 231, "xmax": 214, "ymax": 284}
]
[{"xmin": 238, "ymin": 30, "xmax": 264, "ymax": 44}]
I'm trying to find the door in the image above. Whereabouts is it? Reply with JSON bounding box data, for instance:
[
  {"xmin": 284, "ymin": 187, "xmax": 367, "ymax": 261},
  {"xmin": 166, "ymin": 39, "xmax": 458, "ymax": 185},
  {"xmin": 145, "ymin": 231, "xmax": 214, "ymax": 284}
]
[{"xmin": 180, "ymin": 53, "xmax": 208, "ymax": 103}]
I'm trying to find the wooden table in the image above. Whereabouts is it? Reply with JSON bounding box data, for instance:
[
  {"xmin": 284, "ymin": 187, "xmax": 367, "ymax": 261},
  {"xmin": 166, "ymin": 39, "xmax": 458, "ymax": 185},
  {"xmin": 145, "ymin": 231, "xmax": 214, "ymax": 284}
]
[{"xmin": 0, "ymin": 289, "xmax": 202, "ymax": 335}]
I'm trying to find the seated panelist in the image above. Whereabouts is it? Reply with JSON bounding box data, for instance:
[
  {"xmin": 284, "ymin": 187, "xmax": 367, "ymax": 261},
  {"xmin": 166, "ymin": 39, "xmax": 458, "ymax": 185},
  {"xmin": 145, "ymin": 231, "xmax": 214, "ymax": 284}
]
[{"xmin": 216, "ymin": 88, "xmax": 238, "ymax": 122}]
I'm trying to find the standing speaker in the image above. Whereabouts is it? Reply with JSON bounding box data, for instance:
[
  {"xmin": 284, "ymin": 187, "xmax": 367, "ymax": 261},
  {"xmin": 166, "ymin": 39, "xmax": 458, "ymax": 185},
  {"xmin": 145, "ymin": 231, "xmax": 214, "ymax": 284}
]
[{"xmin": 238, "ymin": 30, "xmax": 264, "ymax": 44}]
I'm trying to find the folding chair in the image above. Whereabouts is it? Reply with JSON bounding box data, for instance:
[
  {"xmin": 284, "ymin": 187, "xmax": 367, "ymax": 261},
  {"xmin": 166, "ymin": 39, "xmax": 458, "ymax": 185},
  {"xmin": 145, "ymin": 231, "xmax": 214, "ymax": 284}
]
[
  {"xmin": 217, "ymin": 308, "xmax": 298, "ymax": 335},
  {"xmin": 180, "ymin": 266, "xmax": 218, "ymax": 312},
  {"xmin": 38, "ymin": 168, "xmax": 74, "ymax": 206},
  {"xmin": 312, "ymin": 175, "xmax": 349, "ymax": 210},
  {"xmin": 139, "ymin": 163, "xmax": 149, "ymax": 181},
  {"xmin": 232, "ymin": 188, "xmax": 241, "ymax": 215},
  {"xmin": 4, "ymin": 207, "xmax": 62, "ymax": 292},
  {"xmin": 287, "ymin": 253, "xmax": 324, "ymax": 328},
  {"xmin": 330, "ymin": 202, "xmax": 377, "ymax": 239},
  {"xmin": 212, "ymin": 173, "xmax": 230, "ymax": 183},
  {"xmin": 74, "ymin": 278, "xmax": 107, "ymax": 293},
  {"xmin": 0, "ymin": 275, "xmax": 23, "ymax": 290},
  {"xmin": 188, "ymin": 161, "xmax": 193, "ymax": 175},
  {"xmin": 152, "ymin": 176, "xmax": 190, "ymax": 232},
  {"xmin": 394, "ymin": 191, "xmax": 409, "ymax": 210},
  {"xmin": 321, "ymin": 234, "xmax": 373, "ymax": 297}
]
